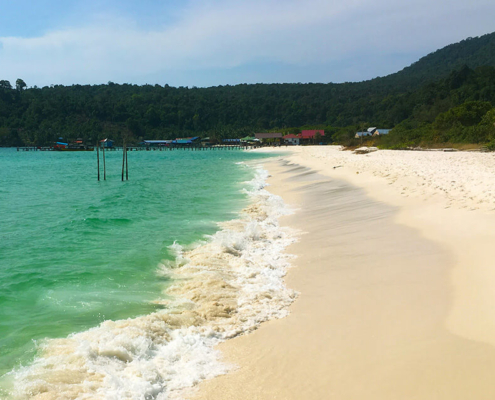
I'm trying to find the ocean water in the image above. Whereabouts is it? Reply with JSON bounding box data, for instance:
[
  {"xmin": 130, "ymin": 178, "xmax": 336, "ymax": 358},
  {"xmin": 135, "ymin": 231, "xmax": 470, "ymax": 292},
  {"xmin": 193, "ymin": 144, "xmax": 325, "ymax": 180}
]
[{"xmin": 0, "ymin": 148, "xmax": 296, "ymax": 399}]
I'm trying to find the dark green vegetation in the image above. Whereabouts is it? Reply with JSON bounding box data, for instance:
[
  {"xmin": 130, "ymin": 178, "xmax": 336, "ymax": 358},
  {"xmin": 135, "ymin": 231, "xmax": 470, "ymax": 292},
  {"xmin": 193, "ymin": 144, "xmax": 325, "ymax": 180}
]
[
  {"xmin": 353, "ymin": 66, "xmax": 495, "ymax": 149},
  {"xmin": 1, "ymin": 32, "xmax": 495, "ymax": 148}
]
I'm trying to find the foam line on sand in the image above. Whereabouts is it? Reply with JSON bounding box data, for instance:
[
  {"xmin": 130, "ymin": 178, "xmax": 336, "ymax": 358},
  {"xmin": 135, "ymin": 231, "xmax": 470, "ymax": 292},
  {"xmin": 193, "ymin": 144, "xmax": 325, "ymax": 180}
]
[{"xmin": 193, "ymin": 147, "xmax": 495, "ymax": 400}]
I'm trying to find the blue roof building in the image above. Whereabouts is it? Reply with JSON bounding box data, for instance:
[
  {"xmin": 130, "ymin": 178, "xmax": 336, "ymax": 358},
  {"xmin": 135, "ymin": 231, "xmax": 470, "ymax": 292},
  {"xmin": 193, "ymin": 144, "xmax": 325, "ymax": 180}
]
[{"xmin": 172, "ymin": 137, "xmax": 200, "ymax": 145}]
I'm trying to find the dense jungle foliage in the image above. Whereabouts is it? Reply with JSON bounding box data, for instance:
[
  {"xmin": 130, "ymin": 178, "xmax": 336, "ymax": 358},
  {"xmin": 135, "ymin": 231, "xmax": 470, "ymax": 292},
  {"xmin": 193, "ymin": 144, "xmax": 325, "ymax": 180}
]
[{"xmin": 0, "ymin": 32, "xmax": 494, "ymax": 147}]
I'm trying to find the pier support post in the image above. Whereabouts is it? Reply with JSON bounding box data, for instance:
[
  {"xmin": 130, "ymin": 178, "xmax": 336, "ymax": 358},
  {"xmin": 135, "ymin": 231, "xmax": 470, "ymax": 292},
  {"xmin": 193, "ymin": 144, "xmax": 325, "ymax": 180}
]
[
  {"xmin": 122, "ymin": 139, "xmax": 125, "ymax": 181},
  {"xmin": 125, "ymin": 143, "xmax": 128, "ymax": 181},
  {"xmin": 102, "ymin": 142, "xmax": 106, "ymax": 180},
  {"xmin": 96, "ymin": 141, "xmax": 100, "ymax": 181}
]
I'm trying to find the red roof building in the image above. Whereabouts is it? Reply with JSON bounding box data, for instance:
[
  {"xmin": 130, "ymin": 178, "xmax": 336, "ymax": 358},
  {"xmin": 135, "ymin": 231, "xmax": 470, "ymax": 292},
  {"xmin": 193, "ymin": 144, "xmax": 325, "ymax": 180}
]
[{"xmin": 300, "ymin": 130, "xmax": 325, "ymax": 139}]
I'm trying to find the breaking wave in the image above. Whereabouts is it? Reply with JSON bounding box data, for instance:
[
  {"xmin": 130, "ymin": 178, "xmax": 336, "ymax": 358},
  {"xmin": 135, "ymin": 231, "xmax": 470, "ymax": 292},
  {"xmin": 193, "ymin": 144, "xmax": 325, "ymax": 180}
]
[{"xmin": 5, "ymin": 165, "xmax": 298, "ymax": 400}]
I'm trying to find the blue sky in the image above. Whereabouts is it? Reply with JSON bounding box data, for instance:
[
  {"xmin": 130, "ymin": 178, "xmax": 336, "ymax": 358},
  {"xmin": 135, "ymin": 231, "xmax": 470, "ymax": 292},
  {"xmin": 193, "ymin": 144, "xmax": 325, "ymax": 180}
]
[{"xmin": 0, "ymin": 0, "xmax": 493, "ymax": 87}]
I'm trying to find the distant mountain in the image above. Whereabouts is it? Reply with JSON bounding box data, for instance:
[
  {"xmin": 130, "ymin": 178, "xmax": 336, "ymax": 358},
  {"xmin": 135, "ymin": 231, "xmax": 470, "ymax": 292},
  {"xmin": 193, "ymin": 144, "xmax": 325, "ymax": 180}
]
[{"xmin": 377, "ymin": 31, "xmax": 495, "ymax": 90}]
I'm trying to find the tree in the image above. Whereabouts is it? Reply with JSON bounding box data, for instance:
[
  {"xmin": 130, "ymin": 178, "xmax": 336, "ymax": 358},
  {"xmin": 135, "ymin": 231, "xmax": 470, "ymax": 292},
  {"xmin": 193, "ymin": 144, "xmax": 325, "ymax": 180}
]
[
  {"xmin": 314, "ymin": 131, "xmax": 322, "ymax": 144},
  {"xmin": 126, "ymin": 118, "xmax": 143, "ymax": 137},
  {"xmin": 16, "ymin": 79, "xmax": 27, "ymax": 91},
  {"xmin": 145, "ymin": 105, "xmax": 160, "ymax": 127},
  {"xmin": 0, "ymin": 80, "xmax": 12, "ymax": 90},
  {"xmin": 193, "ymin": 113, "xmax": 201, "ymax": 130}
]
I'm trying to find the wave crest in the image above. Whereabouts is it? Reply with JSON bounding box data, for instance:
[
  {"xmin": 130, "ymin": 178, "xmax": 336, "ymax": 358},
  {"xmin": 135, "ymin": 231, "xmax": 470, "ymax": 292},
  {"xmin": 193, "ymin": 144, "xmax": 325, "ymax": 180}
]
[{"xmin": 7, "ymin": 165, "xmax": 298, "ymax": 400}]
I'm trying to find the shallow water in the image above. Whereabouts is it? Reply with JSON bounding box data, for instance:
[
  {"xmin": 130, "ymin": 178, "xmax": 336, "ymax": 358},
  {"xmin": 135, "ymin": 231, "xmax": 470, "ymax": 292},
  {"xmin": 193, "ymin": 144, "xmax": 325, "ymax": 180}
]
[
  {"xmin": 0, "ymin": 148, "xmax": 294, "ymax": 399},
  {"xmin": 0, "ymin": 149, "xmax": 262, "ymax": 370}
]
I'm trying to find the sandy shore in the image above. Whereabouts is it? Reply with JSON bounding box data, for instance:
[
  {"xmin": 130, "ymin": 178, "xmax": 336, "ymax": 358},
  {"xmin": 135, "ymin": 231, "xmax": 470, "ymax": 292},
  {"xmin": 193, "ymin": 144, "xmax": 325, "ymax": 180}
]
[{"xmin": 192, "ymin": 146, "xmax": 495, "ymax": 399}]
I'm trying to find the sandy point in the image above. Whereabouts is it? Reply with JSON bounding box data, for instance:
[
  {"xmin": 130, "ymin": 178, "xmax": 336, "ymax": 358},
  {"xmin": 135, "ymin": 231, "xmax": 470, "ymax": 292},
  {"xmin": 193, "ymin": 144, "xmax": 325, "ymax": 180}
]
[{"xmin": 192, "ymin": 146, "xmax": 495, "ymax": 400}]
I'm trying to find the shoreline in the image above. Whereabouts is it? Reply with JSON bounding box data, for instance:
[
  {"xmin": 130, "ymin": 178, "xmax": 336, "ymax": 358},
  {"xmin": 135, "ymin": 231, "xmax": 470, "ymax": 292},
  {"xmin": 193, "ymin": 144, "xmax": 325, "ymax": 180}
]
[
  {"xmin": 193, "ymin": 147, "xmax": 495, "ymax": 399},
  {"xmin": 3, "ymin": 159, "xmax": 294, "ymax": 400}
]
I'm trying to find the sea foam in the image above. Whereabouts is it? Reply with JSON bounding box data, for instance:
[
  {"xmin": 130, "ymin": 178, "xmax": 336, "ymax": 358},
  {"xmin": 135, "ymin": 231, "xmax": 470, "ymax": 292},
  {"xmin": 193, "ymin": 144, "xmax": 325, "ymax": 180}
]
[{"xmin": 6, "ymin": 165, "xmax": 298, "ymax": 400}]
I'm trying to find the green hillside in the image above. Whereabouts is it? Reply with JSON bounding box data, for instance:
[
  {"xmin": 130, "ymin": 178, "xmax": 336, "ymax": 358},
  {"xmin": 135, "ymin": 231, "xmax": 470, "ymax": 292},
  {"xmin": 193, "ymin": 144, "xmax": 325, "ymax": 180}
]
[
  {"xmin": 375, "ymin": 31, "xmax": 495, "ymax": 90},
  {"xmin": 0, "ymin": 32, "xmax": 494, "ymax": 147}
]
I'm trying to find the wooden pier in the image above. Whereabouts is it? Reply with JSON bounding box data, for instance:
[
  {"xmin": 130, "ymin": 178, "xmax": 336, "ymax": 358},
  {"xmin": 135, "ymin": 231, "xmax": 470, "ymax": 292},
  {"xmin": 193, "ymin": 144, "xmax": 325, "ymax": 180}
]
[
  {"xmin": 104, "ymin": 145, "xmax": 257, "ymax": 151},
  {"xmin": 17, "ymin": 144, "xmax": 282, "ymax": 152},
  {"xmin": 16, "ymin": 146, "xmax": 54, "ymax": 151}
]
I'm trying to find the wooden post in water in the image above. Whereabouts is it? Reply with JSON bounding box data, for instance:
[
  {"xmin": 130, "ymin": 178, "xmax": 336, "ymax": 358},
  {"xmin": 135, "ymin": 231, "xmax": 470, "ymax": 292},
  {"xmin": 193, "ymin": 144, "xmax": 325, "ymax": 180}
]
[
  {"xmin": 96, "ymin": 140, "xmax": 100, "ymax": 181},
  {"xmin": 102, "ymin": 140, "xmax": 106, "ymax": 180},
  {"xmin": 122, "ymin": 139, "xmax": 126, "ymax": 181},
  {"xmin": 125, "ymin": 143, "xmax": 129, "ymax": 180}
]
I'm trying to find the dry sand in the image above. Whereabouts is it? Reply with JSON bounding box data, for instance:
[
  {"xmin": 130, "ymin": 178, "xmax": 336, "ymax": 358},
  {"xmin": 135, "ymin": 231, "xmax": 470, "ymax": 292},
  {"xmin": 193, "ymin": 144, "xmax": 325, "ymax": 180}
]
[{"xmin": 192, "ymin": 146, "xmax": 495, "ymax": 400}]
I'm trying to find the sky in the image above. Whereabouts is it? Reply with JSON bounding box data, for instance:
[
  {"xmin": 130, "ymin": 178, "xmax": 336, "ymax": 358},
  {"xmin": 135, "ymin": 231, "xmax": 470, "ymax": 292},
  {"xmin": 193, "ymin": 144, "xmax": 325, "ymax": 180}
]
[{"xmin": 0, "ymin": 0, "xmax": 493, "ymax": 88}]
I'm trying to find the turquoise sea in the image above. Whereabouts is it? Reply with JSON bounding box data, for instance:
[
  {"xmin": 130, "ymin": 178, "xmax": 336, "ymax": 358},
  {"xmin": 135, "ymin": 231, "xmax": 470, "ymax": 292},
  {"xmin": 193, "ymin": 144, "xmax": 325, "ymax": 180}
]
[{"xmin": 0, "ymin": 148, "xmax": 274, "ymax": 393}]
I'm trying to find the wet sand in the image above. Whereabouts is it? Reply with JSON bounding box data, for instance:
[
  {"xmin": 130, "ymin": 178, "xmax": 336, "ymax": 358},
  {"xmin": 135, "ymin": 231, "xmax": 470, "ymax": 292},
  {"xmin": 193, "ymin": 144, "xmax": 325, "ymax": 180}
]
[{"xmin": 192, "ymin": 150, "xmax": 495, "ymax": 399}]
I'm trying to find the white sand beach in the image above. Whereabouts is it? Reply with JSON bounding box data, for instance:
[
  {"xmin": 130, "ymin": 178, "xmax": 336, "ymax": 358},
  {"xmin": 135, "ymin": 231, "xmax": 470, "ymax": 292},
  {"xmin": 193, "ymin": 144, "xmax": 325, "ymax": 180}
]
[{"xmin": 193, "ymin": 146, "xmax": 495, "ymax": 399}]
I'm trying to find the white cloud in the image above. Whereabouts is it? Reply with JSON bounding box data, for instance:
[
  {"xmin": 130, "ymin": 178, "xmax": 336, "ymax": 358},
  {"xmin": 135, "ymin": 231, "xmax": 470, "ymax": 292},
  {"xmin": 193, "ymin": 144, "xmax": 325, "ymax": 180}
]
[{"xmin": 0, "ymin": 0, "xmax": 493, "ymax": 86}]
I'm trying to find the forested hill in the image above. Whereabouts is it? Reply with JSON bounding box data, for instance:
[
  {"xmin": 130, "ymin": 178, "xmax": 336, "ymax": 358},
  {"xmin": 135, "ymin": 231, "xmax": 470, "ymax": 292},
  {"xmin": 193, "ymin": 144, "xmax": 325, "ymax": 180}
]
[
  {"xmin": 373, "ymin": 31, "xmax": 495, "ymax": 91},
  {"xmin": 0, "ymin": 31, "xmax": 494, "ymax": 147}
]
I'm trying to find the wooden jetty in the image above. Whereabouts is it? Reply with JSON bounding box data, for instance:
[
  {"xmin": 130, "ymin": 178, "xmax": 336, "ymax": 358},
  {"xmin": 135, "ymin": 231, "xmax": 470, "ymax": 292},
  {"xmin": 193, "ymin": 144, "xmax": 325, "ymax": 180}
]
[
  {"xmin": 98, "ymin": 145, "xmax": 257, "ymax": 151},
  {"xmin": 16, "ymin": 146, "xmax": 53, "ymax": 151},
  {"xmin": 16, "ymin": 144, "xmax": 286, "ymax": 152}
]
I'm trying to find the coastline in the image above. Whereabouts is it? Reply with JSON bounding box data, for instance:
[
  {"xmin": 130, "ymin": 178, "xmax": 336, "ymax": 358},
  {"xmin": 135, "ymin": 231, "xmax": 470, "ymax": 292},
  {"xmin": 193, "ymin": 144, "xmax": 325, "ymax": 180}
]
[
  {"xmin": 3, "ymin": 157, "xmax": 295, "ymax": 400},
  {"xmin": 193, "ymin": 147, "xmax": 495, "ymax": 399}
]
